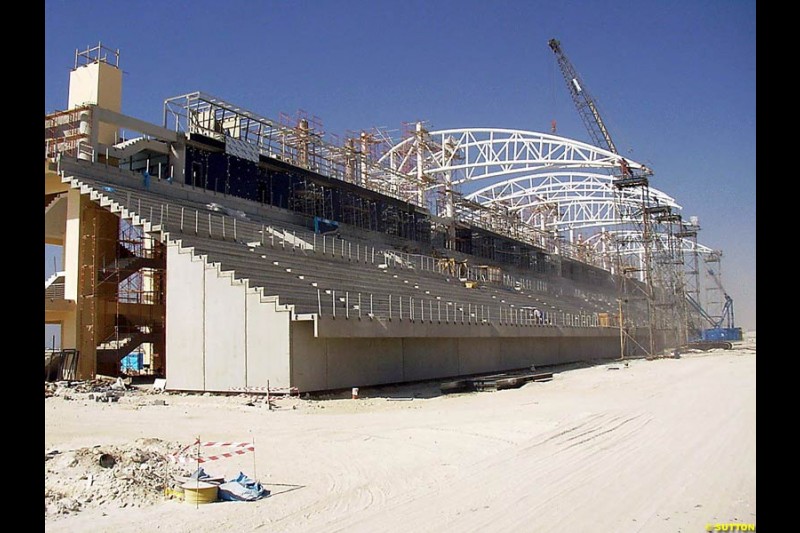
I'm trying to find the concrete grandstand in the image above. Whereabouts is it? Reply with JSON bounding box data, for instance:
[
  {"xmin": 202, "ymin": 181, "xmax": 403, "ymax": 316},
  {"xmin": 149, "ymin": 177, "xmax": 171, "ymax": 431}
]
[{"xmin": 46, "ymin": 44, "xmax": 687, "ymax": 393}]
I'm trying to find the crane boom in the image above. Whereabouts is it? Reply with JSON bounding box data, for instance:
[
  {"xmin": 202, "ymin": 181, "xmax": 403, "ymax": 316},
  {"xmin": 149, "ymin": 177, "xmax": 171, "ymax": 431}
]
[{"xmin": 548, "ymin": 38, "xmax": 618, "ymax": 155}]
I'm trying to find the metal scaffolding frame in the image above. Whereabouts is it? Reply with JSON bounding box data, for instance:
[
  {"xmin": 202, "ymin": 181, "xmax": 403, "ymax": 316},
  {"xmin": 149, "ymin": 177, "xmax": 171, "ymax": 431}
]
[
  {"xmin": 95, "ymin": 218, "xmax": 166, "ymax": 376},
  {"xmin": 162, "ymin": 92, "xmax": 417, "ymax": 205},
  {"xmin": 159, "ymin": 94, "xmax": 726, "ymax": 347}
]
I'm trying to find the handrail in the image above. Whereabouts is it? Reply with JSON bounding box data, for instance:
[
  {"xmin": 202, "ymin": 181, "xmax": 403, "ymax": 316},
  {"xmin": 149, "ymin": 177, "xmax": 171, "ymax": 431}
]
[{"xmin": 72, "ymin": 175, "xmax": 639, "ymax": 328}]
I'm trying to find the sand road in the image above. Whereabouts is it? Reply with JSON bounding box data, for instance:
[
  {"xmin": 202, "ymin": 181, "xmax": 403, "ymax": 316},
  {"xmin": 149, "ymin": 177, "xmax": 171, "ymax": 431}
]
[{"xmin": 45, "ymin": 336, "xmax": 756, "ymax": 532}]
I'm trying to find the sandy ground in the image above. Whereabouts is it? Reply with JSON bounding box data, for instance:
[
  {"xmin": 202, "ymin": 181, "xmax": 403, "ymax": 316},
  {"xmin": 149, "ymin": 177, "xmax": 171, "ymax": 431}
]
[{"xmin": 45, "ymin": 333, "xmax": 756, "ymax": 532}]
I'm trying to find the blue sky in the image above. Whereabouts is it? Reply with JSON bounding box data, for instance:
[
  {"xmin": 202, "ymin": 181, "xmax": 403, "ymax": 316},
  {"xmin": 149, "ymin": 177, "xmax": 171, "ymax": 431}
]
[{"xmin": 44, "ymin": 0, "xmax": 756, "ymax": 337}]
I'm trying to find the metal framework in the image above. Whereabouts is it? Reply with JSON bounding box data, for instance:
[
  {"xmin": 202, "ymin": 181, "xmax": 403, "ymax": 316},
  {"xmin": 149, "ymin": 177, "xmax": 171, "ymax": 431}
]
[
  {"xmin": 378, "ymin": 128, "xmax": 703, "ymax": 269},
  {"xmin": 379, "ymin": 128, "xmax": 645, "ymax": 193},
  {"xmin": 378, "ymin": 125, "xmax": 726, "ymax": 350},
  {"xmin": 159, "ymin": 94, "xmax": 726, "ymax": 338},
  {"xmin": 466, "ymin": 171, "xmax": 680, "ymax": 233},
  {"xmin": 74, "ymin": 42, "xmax": 120, "ymax": 69},
  {"xmin": 163, "ymin": 92, "xmax": 424, "ymax": 205}
]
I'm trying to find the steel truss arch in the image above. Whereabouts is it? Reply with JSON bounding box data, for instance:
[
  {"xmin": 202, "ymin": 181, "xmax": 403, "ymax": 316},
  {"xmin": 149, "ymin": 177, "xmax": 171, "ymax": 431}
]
[
  {"xmin": 465, "ymin": 171, "xmax": 680, "ymax": 233},
  {"xmin": 585, "ymin": 230, "xmax": 716, "ymax": 257},
  {"xmin": 582, "ymin": 229, "xmax": 719, "ymax": 280},
  {"xmin": 377, "ymin": 128, "xmax": 647, "ymax": 190}
]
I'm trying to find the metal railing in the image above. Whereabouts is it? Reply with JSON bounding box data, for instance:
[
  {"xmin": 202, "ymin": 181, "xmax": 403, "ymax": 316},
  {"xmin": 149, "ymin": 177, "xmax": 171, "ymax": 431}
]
[{"xmin": 76, "ymin": 178, "xmax": 637, "ymax": 329}]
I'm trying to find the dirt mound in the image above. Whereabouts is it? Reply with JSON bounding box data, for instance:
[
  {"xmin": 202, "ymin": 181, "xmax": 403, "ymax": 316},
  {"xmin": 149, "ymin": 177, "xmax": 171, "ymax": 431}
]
[{"xmin": 44, "ymin": 437, "xmax": 192, "ymax": 518}]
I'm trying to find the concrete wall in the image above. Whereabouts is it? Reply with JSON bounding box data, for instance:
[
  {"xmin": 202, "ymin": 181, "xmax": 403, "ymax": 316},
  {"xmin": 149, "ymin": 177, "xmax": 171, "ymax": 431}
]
[
  {"xmin": 163, "ymin": 248, "xmax": 640, "ymax": 394},
  {"xmin": 288, "ymin": 321, "xmax": 328, "ymax": 392},
  {"xmin": 69, "ymin": 61, "xmax": 122, "ymax": 113},
  {"xmin": 289, "ymin": 318, "xmax": 629, "ymax": 393},
  {"xmin": 326, "ymin": 338, "xmax": 403, "ymax": 390},
  {"xmin": 458, "ymin": 338, "xmax": 502, "ymax": 375},
  {"xmin": 402, "ymin": 338, "xmax": 459, "ymax": 382},
  {"xmin": 165, "ymin": 241, "xmax": 293, "ymax": 391},
  {"xmin": 165, "ymin": 244, "xmax": 206, "ymax": 390},
  {"xmin": 161, "ymin": 240, "xmax": 664, "ymax": 394},
  {"xmin": 202, "ymin": 267, "xmax": 247, "ymax": 391},
  {"xmin": 245, "ymin": 292, "xmax": 291, "ymax": 389}
]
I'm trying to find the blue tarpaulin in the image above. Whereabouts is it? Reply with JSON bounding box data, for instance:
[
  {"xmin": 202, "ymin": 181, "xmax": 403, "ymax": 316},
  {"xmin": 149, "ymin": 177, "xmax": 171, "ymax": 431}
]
[
  {"xmin": 218, "ymin": 472, "xmax": 270, "ymax": 502},
  {"xmin": 314, "ymin": 216, "xmax": 339, "ymax": 234},
  {"xmin": 121, "ymin": 352, "xmax": 143, "ymax": 371},
  {"xmin": 189, "ymin": 467, "xmax": 212, "ymax": 480}
]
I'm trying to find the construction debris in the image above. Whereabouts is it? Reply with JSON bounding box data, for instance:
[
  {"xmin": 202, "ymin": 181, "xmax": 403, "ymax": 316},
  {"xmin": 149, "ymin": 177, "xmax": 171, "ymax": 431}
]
[
  {"xmin": 44, "ymin": 438, "xmax": 189, "ymax": 518},
  {"xmin": 441, "ymin": 371, "xmax": 553, "ymax": 394},
  {"xmin": 683, "ymin": 340, "xmax": 734, "ymax": 351}
]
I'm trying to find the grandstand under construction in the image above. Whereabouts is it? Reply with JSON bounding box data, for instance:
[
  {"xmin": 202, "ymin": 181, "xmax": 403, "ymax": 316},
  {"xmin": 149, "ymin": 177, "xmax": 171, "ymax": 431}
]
[{"xmin": 44, "ymin": 44, "xmax": 735, "ymax": 393}]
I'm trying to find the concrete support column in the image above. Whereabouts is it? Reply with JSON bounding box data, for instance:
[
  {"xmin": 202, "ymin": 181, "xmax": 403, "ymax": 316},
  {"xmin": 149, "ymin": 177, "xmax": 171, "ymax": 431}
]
[
  {"xmin": 63, "ymin": 189, "xmax": 83, "ymax": 302},
  {"xmin": 61, "ymin": 312, "xmax": 78, "ymax": 350},
  {"xmin": 75, "ymin": 204, "xmax": 120, "ymax": 379}
]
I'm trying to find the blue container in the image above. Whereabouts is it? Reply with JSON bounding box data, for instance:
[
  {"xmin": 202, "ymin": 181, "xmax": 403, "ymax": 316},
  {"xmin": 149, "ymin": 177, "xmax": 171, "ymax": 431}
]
[
  {"xmin": 700, "ymin": 328, "xmax": 743, "ymax": 341},
  {"xmin": 121, "ymin": 352, "xmax": 144, "ymax": 371}
]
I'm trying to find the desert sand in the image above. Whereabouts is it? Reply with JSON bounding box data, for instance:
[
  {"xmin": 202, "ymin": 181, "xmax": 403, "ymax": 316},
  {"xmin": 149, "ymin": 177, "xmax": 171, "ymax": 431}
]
[{"xmin": 45, "ymin": 333, "xmax": 756, "ymax": 532}]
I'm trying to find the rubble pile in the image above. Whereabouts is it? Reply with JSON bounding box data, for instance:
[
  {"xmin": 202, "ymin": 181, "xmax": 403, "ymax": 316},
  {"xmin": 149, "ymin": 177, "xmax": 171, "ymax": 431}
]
[
  {"xmin": 44, "ymin": 438, "xmax": 192, "ymax": 518},
  {"xmin": 44, "ymin": 376, "xmax": 168, "ymax": 401},
  {"xmin": 46, "ymin": 377, "xmax": 130, "ymax": 394}
]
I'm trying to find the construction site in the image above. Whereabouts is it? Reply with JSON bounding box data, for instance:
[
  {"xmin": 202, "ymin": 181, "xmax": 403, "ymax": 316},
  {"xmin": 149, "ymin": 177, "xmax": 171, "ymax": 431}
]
[{"xmin": 44, "ymin": 42, "xmax": 742, "ymax": 394}]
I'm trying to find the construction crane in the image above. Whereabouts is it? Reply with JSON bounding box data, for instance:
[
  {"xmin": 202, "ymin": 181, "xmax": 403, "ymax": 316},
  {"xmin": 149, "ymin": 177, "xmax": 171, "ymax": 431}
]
[
  {"xmin": 547, "ymin": 38, "xmax": 652, "ymax": 181},
  {"xmin": 684, "ymin": 258, "xmax": 741, "ymax": 343},
  {"xmin": 549, "ymin": 37, "xmax": 683, "ymax": 357},
  {"xmin": 548, "ymin": 38, "xmax": 619, "ymax": 156}
]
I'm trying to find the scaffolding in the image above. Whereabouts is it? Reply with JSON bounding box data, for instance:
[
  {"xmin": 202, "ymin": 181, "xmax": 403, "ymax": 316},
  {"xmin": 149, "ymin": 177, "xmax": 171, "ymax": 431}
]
[
  {"xmin": 44, "ymin": 106, "xmax": 92, "ymax": 159},
  {"xmin": 675, "ymin": 217, "xmax": 702, "ymax": 337},
  {"xmin": 648, "ymin": 205, "xmax": 689, "ymax": 347},
  {"xmin": 611, "ymin": 168, "xmax": 689, "ymax": 355},
  {"xmin": 74, "ymin": 42, "xmax": 120, "ymax": 69},
  {"xmin": 289, "ymin": 180, "xmax": 333, "ymax": 220},
  {"xmin": 95, "ymin": 219, "xmax": 166, "ymax": 376},
  {"xmin": 163, "ymin": 93, "xmax": 418, "ymax": 206},
  {"xmin": 341, "ymin": 192, "xmax": 377, "ymax": 230}
]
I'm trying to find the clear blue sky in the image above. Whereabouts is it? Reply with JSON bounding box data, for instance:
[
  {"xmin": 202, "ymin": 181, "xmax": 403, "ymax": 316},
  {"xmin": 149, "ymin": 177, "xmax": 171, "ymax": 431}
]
[{"xmin": 44, "ymin": 0, "xmax": 756, "ymax": 338}]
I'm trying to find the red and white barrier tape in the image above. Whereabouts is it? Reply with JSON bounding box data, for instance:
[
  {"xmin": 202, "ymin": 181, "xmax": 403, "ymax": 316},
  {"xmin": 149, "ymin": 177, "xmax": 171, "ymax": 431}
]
[
  {"xmin": 172, "ymin": 440, "xmax": 255, "ymax": 464},
  {"xmin": 228, "ymin": 386, "xmax": 299, "ymax": 395}
]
